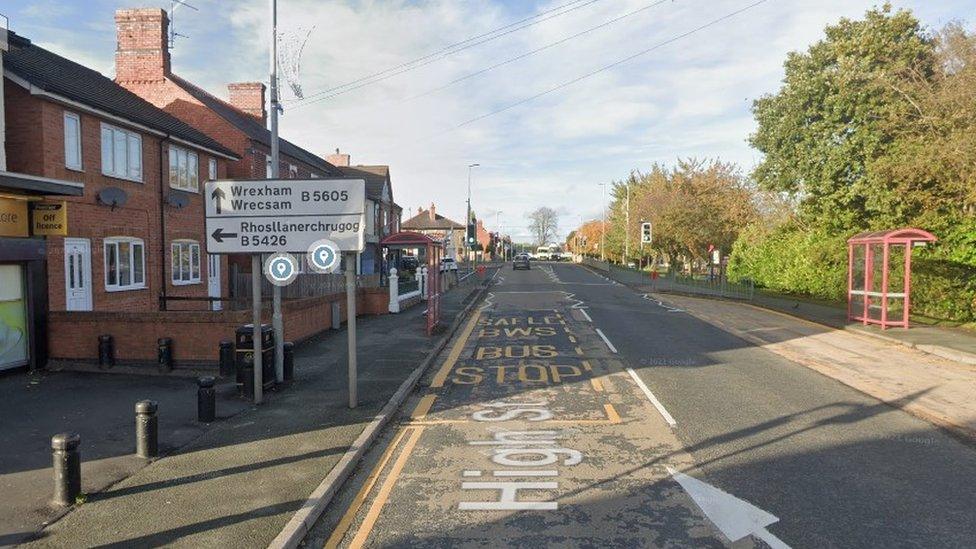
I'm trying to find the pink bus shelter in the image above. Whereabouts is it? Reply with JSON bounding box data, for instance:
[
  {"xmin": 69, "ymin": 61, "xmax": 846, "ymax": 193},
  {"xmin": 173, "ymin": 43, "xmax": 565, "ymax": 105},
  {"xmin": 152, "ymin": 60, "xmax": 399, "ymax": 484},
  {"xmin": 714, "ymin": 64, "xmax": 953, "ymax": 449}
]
[{"xmin": 847, "ymin": 228, "xmax": 937, "ymax": 329}]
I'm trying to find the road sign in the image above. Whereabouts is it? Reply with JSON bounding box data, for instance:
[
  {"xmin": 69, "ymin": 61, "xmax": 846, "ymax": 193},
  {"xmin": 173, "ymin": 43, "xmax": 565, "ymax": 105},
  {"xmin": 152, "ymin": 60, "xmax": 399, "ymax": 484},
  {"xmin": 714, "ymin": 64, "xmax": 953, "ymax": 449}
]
[{"xmin": 205, "ymin": 178, "xmax": 365, "ymax": 253}]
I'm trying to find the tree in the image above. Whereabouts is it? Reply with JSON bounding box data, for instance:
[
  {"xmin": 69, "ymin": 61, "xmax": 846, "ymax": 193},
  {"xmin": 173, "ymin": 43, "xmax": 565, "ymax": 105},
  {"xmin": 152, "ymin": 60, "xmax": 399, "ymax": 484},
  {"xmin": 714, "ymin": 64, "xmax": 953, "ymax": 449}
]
[
  {"xmin": 750, "ymin": 4, "xmax": 934, "ymax": 231},
  {"xmin": 527, "ymin": 207, "xmax": 559, "ymax": 246}
]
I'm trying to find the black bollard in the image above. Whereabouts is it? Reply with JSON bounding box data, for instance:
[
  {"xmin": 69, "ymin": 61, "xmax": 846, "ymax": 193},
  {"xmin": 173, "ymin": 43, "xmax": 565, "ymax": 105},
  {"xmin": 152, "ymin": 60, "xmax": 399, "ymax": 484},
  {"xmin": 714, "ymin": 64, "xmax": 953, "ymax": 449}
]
[
  {"xmin": 98, "ymin": 335, "xmax": 115, "ymax": 369},
  {"xmin": 218, "ymin": 340, "xmax": 234, "ymax": 378},
  {"xmin": 157, "ymin": 337, "xmax": 173, "ymax": 372},
  {"xmin": 135, "ymin": 400, "xmax": 158, "ymax": 458},
  {"xmin": 197, "ymin": 376, "xmax": 216, "ymax": 423},
  {"xmin": 51, "ymin": 433, "xmax": 81, "ymax": 507},
  {"xmin": 283, "ymin": 342, "xmax": 295, "ymax": 382}
]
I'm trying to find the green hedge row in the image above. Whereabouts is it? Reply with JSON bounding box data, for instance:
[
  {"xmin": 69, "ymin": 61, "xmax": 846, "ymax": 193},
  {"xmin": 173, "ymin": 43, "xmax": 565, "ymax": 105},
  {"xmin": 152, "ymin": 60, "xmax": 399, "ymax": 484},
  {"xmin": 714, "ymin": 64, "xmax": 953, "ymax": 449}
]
[{"xmin": 728, "ymin": 219, "xmax": 976, "ymax": 322}]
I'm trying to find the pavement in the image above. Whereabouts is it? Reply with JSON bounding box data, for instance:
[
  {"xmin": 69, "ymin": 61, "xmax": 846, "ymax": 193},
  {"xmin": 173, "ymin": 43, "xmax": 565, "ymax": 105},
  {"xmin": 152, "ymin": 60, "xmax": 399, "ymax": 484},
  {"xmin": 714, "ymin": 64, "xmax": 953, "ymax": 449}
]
[
  {"xmin": 311, "ymin": 262, "xmax": 976, "ymax": 548},
  {"xmin": 9, "ymin": 271, "xmax": 488, "ymax": 548}
]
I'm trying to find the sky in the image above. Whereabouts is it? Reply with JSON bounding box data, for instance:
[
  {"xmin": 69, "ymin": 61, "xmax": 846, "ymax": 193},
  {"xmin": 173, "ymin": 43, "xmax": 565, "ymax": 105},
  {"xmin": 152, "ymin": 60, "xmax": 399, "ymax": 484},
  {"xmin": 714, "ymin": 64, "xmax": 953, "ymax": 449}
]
[{"xmin": 2, "ymin": 0, "xmax": 973, "ymax": 242}]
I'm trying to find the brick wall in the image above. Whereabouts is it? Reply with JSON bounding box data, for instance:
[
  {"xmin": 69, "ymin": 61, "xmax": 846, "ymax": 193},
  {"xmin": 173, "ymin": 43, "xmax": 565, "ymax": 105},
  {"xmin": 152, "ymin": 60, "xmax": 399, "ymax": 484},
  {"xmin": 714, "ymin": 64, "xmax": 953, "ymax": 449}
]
[{"xmin": 47, "ymin": 288, "xmax": 391, "ymax": 366}]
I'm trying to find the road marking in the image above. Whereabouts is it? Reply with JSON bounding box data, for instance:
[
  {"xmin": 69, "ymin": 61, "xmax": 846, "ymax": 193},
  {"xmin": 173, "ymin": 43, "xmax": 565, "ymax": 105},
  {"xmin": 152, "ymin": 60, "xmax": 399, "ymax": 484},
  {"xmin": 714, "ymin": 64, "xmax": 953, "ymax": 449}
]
[
  {"xmin": 590, "ymin": 377, "xmax": 604, "ymax": 392},
  {"xmin": 575, "ymin": 347, "xmax": 584, "ymax": 356},
  {"xmin": 431, "ymin": 310, "xmax": 482, "ymax": 388},
  {"xmin": 666, "ymin": 466, "xmax": 790, "ymax": 548},
  {"xmin": 462, "ymin": 470, "xmax": 482, "ymax": 477},
  {"xmin": 626, "ymin": 368, "xmax": 676, "ymax": 427},
  {"xmin": 595, "ymin": 328, "xmax": 618, "ymax": 354},
  {"xmin": 349, "ymin": 427, "xmax": 425, "ymax": 548},
  {"xmin": 410, "ymin": 395, "xmax": 436, "ymax": 420},
  {"xmin": 603, "ymin": 403, "xmax": 621, "ymax": 424},
  {"xmin": 581, "ymin": 360, "xmax": 592, "ymax": 371},
  {"xmin": 494, "ymin": 470, "xmax": 559, "ymax": 477},
  {"xmin": 579, "ymin": 308, "xmax": 593, "ymax": 322},
  {"xmin": 568, "ymin": 335, "xmax": 577, "ymax": 343},
  {"xmin": 325, "ymin": 428, "xmax": 412, "ymax": 549}
]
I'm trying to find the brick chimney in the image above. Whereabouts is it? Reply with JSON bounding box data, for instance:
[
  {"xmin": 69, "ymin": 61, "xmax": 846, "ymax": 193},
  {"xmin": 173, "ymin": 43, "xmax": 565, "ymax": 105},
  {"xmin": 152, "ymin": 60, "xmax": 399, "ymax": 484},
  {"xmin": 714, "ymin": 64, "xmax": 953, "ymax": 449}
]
[
  {"xmin": 428, "ymin": 203, "xmax": 436, "ymax": 222},
  {"xmin": 115, "ymin": 8, "xmax": 170, "ymax": 82},
  {"xmin": 327, "ymin": 148, "xmax": 351, "ymax": 167},
  {"xmin": 227, "ymin": 82, "xmax": 267, "ymax": 125}
]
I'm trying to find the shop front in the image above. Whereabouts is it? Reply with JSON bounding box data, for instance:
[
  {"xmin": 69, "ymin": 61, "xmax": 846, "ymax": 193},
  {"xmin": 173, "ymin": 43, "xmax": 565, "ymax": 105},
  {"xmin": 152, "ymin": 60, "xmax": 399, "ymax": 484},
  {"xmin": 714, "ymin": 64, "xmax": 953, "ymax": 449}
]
[{"xmin": 0, "ymin": 171, "xmax": 83, "ymax": 372}]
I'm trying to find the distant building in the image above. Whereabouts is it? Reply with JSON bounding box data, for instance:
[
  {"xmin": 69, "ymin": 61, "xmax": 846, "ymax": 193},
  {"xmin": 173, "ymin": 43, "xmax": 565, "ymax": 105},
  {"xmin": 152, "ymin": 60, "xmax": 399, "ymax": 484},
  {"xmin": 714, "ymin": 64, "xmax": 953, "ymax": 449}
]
[{"xmin": 401, "ymin": 204, "xmax": 465, "ymax": 260}]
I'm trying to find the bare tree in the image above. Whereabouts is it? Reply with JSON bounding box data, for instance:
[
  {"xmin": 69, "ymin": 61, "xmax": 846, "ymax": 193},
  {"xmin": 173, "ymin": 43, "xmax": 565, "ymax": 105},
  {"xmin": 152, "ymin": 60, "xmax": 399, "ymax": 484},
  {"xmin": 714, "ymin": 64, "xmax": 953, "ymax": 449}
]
[{"xmin": 527, "ymin": 207, "xmax": 559, "ymax": 246}]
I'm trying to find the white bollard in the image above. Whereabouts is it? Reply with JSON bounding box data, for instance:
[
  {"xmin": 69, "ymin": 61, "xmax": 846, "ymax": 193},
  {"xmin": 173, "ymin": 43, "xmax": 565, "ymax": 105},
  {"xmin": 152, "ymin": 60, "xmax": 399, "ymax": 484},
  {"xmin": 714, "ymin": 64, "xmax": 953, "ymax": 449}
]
[
  {"xmin": 420, "ymin": 267, "xmax": 429, "ymax": 301},
  {"xmin": 388, "ymin": 267, "xmax": 400, "ymax": 313}
]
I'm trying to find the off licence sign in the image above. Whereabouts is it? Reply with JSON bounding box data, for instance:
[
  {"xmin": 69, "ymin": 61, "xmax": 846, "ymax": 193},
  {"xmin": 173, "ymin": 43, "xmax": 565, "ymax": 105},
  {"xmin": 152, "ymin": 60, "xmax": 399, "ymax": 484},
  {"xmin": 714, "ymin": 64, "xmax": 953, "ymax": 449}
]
[{"xmin": 205, "ymin": 178, "xmax": 366, "ymax": 254}]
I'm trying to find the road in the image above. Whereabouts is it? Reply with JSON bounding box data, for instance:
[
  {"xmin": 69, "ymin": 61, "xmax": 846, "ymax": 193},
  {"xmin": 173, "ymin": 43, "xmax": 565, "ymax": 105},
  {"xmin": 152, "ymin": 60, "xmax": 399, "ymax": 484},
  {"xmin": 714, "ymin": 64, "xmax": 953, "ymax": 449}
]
[{"xmin": 307, "ymin": 262, "xmax": 976, "ymax": 548}]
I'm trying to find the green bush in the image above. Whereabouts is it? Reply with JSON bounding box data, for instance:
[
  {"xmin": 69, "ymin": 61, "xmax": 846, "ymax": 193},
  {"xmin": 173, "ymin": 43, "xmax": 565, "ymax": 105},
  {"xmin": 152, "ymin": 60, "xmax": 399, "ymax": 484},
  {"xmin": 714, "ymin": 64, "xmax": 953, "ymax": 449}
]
[{"xmin": 729, "ymin": 222, "xmax": 848, "ymax": 301}]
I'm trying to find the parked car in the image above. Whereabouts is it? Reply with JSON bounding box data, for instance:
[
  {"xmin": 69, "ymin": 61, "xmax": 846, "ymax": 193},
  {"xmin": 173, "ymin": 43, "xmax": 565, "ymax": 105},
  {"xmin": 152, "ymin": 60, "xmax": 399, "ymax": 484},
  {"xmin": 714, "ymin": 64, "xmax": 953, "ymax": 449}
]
[
  {"xmin": 400, "ymin": 256, "xmax": 420, "ymax": 271},
  {"xmin": 560, "ymin": 251, "xmax": 574, "ymax": 261},
  {"xmin": 513, "ymin": 254, "xmax": 531, "ymax": 270},
  {"xmin": 440, "ymin": 257, "xmax": 458, "ymax": 272}
]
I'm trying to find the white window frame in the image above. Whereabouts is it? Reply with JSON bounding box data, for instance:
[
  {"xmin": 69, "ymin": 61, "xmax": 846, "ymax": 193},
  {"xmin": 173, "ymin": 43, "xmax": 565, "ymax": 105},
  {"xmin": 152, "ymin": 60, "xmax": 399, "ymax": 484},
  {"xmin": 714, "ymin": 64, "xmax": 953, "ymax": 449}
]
[
  {"xmin": 64, "ymin": 112, "xmax": 82, "ymax": 171},
  {"xmin": 100, "ymin": 123, "xmax": 142, "ymax": 182},
  {"xmin": 169, "ymin": 145, "xmax": 200, "ymax": 192},
  {"xmin": 208, "ymin": 158, "xmax": 218, "ymax": 181},
  {"xmin": 104, "ymin": 237, "xmax": 146, "ymax": 292},
  {"xmin": 171, "ymin": 240, "xmax": 202, "ymax": 285}
]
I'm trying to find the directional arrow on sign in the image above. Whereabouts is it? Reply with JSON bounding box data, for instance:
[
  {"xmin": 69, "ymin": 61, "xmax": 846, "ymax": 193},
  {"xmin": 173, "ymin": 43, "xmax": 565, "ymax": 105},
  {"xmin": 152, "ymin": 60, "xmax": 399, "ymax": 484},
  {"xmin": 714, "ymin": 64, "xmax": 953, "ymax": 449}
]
[
  {"xmin": 211, "ymin": 228, "xmax": 238, "ymax": 243},
  {"xmin": 211, "ymin": 187, "xmax": 226, "ymax": 215},
  {"xmin": 666, "ymin": 466, "xmax": 791, "ymax": 549}
]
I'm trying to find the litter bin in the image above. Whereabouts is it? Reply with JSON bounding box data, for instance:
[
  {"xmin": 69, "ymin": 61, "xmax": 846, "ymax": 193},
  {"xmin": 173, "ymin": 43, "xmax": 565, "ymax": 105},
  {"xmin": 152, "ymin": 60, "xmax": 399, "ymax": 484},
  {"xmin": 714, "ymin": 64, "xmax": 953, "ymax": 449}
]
[{"xmin": 235, "ymin": 324, "xmax": 275, "ymax": 397}]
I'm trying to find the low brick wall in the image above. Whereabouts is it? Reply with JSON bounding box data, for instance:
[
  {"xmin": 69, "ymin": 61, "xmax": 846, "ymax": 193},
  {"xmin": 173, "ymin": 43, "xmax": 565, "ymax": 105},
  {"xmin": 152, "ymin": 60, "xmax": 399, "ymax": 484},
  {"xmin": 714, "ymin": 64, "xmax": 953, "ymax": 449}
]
[{"xmin": 47, "ymin": 288, "xmax": 390, "ymax": 367}]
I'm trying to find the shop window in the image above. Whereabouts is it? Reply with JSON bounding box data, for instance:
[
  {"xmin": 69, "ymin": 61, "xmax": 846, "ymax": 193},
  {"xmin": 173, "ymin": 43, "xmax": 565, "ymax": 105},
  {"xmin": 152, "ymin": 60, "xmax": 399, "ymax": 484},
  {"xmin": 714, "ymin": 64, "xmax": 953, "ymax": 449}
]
[{"xmin": 104, "ymin": 237, "xmax": 146, "ymax": 291}]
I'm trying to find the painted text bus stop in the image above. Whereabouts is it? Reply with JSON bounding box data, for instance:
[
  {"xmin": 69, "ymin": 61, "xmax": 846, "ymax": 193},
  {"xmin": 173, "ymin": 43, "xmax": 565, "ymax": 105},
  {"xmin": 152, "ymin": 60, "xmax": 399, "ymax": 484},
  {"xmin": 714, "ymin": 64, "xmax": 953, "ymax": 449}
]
[{"xmin": 847, "ymin": 228, "xmax": 937, "ymax": 329}]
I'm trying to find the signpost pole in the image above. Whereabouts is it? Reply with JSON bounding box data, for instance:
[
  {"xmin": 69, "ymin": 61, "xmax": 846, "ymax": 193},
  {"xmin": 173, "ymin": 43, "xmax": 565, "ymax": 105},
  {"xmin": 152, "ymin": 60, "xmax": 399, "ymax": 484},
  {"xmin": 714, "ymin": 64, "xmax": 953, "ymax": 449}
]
[
  {"xmin": 269, "ymin": 0, "xmax": 284, "ymax": 384},
  {"xmin": 345, "ymin": 252, "xmax": 358, "ymax": 408},
  {"xmin": 251, "ymin": 255, "xmax": 263, "ymax": 405}
]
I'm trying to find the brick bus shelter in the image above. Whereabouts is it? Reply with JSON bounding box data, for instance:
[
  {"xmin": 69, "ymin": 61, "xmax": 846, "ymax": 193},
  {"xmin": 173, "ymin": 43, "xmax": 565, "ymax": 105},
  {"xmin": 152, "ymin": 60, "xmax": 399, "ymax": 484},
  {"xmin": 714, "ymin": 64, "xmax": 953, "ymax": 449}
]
[{"xmin": 847, "ymin": 228, "xmax": 937, "ymax": 329}]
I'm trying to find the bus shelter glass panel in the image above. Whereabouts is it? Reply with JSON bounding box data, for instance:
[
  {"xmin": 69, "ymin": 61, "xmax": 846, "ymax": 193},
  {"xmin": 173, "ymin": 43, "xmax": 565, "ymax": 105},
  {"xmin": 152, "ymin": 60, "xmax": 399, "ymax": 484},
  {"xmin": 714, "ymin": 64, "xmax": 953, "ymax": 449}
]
[
  {"xmin": 886, "ymin": 244, "xmax": 907, "ymax": 321},
  {"xmin": 851, "ymin": 244, "xmax": 866, "ymax": 316},
  {"xmin": 867, "ymin": 243, "xmax": 885, "ymax": 321}
]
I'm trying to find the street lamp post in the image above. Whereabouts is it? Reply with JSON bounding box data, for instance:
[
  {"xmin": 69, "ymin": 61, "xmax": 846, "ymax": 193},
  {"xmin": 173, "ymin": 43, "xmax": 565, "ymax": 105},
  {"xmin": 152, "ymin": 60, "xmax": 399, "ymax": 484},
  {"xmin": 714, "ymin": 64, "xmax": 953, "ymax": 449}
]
[{"xmin": 466, "ymin": 163, "xmax": 479, "ymax": 265}]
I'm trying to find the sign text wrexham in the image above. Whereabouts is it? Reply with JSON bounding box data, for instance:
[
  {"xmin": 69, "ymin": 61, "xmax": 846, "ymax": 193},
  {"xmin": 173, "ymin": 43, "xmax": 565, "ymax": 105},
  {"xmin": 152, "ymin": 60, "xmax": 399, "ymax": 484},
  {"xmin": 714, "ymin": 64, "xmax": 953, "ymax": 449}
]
[{"xmin": 205, "ymin": 178, "xmax": 366, "ymax": 253}]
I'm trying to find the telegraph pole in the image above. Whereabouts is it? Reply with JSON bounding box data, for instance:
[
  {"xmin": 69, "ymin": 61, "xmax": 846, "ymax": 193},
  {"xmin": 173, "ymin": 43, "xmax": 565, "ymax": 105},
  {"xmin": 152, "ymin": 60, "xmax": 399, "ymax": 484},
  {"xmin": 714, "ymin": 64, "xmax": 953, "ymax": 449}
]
[
  {"xmin": 624, "ymin": 181, "xmax": 630, "ymax": 265},
  {"xmin": 269, "ymin": 0, "xmax": 284, "ymax": 385}
]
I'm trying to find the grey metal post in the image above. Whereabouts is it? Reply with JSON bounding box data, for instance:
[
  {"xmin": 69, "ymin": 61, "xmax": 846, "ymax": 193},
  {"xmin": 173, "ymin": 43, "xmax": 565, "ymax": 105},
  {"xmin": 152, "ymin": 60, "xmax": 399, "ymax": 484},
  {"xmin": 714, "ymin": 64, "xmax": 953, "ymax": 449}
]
[
  {"xmin": 345, "ymin": 253, "xmax": 358, "ymax": 408},
  {"xmin": 269, "ymin": 0, "xmax": 284, "ymax": 384},
  {"xmin": 252, "ymin": 255, "xmax": 263, "ymax": 405},
  {"xmin": 135, "ymin": 400, "xmax": 158, "ymax": 459},
  {"xmin": 51, "ymin": 433, "xmax": 81, "ymax": 507},
  {"xmin": 197, "ymin": 376, "xmax": 216, "ymax": 423}
]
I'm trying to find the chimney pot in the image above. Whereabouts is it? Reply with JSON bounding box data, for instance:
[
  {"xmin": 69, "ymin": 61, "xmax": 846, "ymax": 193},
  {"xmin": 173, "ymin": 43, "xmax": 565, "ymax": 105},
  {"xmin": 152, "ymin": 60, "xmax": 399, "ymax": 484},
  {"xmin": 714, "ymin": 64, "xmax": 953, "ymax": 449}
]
[
  {"xmin": 115, "ymin": 8, "xmax": 171, "ymax": 82},
  {"xmin": 327, "ymin": 149, "xmax": 351, "ymax": 167},
  {"xmin": 227, "ymin": 82, "xmax": 267, "ymax": 126}
]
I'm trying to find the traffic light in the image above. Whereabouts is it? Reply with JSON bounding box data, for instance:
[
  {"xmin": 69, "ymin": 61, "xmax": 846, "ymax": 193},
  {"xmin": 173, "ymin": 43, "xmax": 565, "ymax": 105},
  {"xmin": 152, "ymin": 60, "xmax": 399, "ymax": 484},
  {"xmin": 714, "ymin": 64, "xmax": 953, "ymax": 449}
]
[
  {"xmin": 467, "ymin": 223, "xmax": 477, "ymax": 248},
  {"xmin": 641, "ymin": 222, "xmax": 652, "ymax": 244}
]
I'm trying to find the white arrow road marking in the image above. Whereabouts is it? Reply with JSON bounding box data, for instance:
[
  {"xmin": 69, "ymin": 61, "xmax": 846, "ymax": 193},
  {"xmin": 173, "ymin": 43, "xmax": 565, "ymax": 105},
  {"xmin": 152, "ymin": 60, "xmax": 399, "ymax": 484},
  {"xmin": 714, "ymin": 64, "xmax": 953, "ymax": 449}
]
[
  {"xmin": 666, "ymin": 466, "xmax": 791, "ymax": 549},
  {"xmin": 626, "ymin": 368, "xmax": 676, "ymax": 427},
  {"xmin": 595, "ymin": 328, "xmax": 617, "ymax": 354},
  {"xmin": 579, "ymin": 308, "xmax": 592, "ymax": 322}
]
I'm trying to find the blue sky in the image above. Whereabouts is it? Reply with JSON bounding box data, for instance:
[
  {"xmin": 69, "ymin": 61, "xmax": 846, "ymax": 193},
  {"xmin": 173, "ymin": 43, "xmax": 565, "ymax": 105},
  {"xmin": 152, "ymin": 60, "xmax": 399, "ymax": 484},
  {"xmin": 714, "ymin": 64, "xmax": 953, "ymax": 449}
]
[{"xmin": 3, "ymin": 0, "xmax": 973, "ymax": 241}]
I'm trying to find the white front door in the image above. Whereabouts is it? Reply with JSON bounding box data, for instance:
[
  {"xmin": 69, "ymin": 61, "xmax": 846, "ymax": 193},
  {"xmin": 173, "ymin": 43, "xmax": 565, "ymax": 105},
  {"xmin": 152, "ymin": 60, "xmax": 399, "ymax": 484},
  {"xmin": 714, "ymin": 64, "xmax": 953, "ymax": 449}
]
[
  {"xmin": 64, "ymin": 238, "xmax": 92, "ymax": 311},
  {"xmin": 208, "ymin": 254, "xmax": 222, "ymax": 311}
]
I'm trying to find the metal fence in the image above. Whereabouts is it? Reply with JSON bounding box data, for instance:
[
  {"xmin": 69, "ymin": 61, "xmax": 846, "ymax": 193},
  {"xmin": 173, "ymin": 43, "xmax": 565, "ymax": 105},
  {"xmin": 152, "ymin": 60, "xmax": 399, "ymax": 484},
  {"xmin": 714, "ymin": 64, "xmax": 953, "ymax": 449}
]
[{"xmin": 581, "ymin": 256, "xmax": 754, "ymax": 301}]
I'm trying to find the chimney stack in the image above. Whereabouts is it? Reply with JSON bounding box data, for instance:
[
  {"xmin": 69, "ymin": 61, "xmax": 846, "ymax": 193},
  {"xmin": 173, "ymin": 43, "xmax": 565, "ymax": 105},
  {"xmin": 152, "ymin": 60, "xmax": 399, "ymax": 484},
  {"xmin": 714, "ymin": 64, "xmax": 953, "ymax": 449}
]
[
  {"xmin": 428, "ymin": 203, "xmax": 436, "ymax": 222},
  {"xmin": 227, "ymin": 82, "xmax": 267, "ymax": 125},
  {"xmin": 327, "ymin": 148, "xmax": 351, "ymax": 167},
  {"xmin": 115, "ymin": 8, "xmax": 170, "ymax": 82}
]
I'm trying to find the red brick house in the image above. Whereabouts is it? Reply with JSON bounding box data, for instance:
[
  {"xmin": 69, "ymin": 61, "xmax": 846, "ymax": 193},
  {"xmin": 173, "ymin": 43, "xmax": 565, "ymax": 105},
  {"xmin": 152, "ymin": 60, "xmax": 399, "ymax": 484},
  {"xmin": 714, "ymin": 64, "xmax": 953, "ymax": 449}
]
[{"xmin": 1, "ymin": 30, "xmax": 239, "ymax": 370}]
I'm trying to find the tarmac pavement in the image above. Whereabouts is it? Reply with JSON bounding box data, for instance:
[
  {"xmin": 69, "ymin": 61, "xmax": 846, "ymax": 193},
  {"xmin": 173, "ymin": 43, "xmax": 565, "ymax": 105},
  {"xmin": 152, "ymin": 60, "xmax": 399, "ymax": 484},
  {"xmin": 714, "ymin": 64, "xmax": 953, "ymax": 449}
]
[{"xmin": 310, "ymin": 262, "xmax": 976, "ymax": 548}]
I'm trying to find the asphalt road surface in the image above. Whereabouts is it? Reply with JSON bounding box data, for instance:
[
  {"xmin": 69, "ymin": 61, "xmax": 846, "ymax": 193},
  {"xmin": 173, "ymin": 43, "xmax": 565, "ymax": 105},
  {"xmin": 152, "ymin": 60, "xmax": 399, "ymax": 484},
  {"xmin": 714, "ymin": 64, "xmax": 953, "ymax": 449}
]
[{"xmin": 307, "ymin": 262, "xmax": 976, "ymax": 548}]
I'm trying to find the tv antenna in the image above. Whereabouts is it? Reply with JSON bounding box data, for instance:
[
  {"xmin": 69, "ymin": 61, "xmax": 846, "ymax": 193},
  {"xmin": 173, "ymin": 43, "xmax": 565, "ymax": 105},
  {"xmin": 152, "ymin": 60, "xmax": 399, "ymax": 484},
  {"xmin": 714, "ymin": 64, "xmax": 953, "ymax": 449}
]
[
  {"xmin": 168, "ymin": 0, "xmax": 198, "ymax": 49},
  {"xmin": 278, "ymin": 25, "xmax": 315, "ymax": 100}
]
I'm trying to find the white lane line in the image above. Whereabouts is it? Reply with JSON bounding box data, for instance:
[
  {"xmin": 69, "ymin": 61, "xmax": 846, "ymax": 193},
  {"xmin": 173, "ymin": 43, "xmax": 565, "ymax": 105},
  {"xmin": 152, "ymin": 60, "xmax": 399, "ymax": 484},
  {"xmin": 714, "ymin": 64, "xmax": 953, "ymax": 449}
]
[
  {"xmin": 595, "ymin": 328, "xmax": 617, "ymax": 354},
  {"xmin": 626, "ymin": 368, "xmax": 677, "ymax": 427},
  {"xmin": 579, "ymin": 308, "xmax": 593, "ymax": 322}
]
